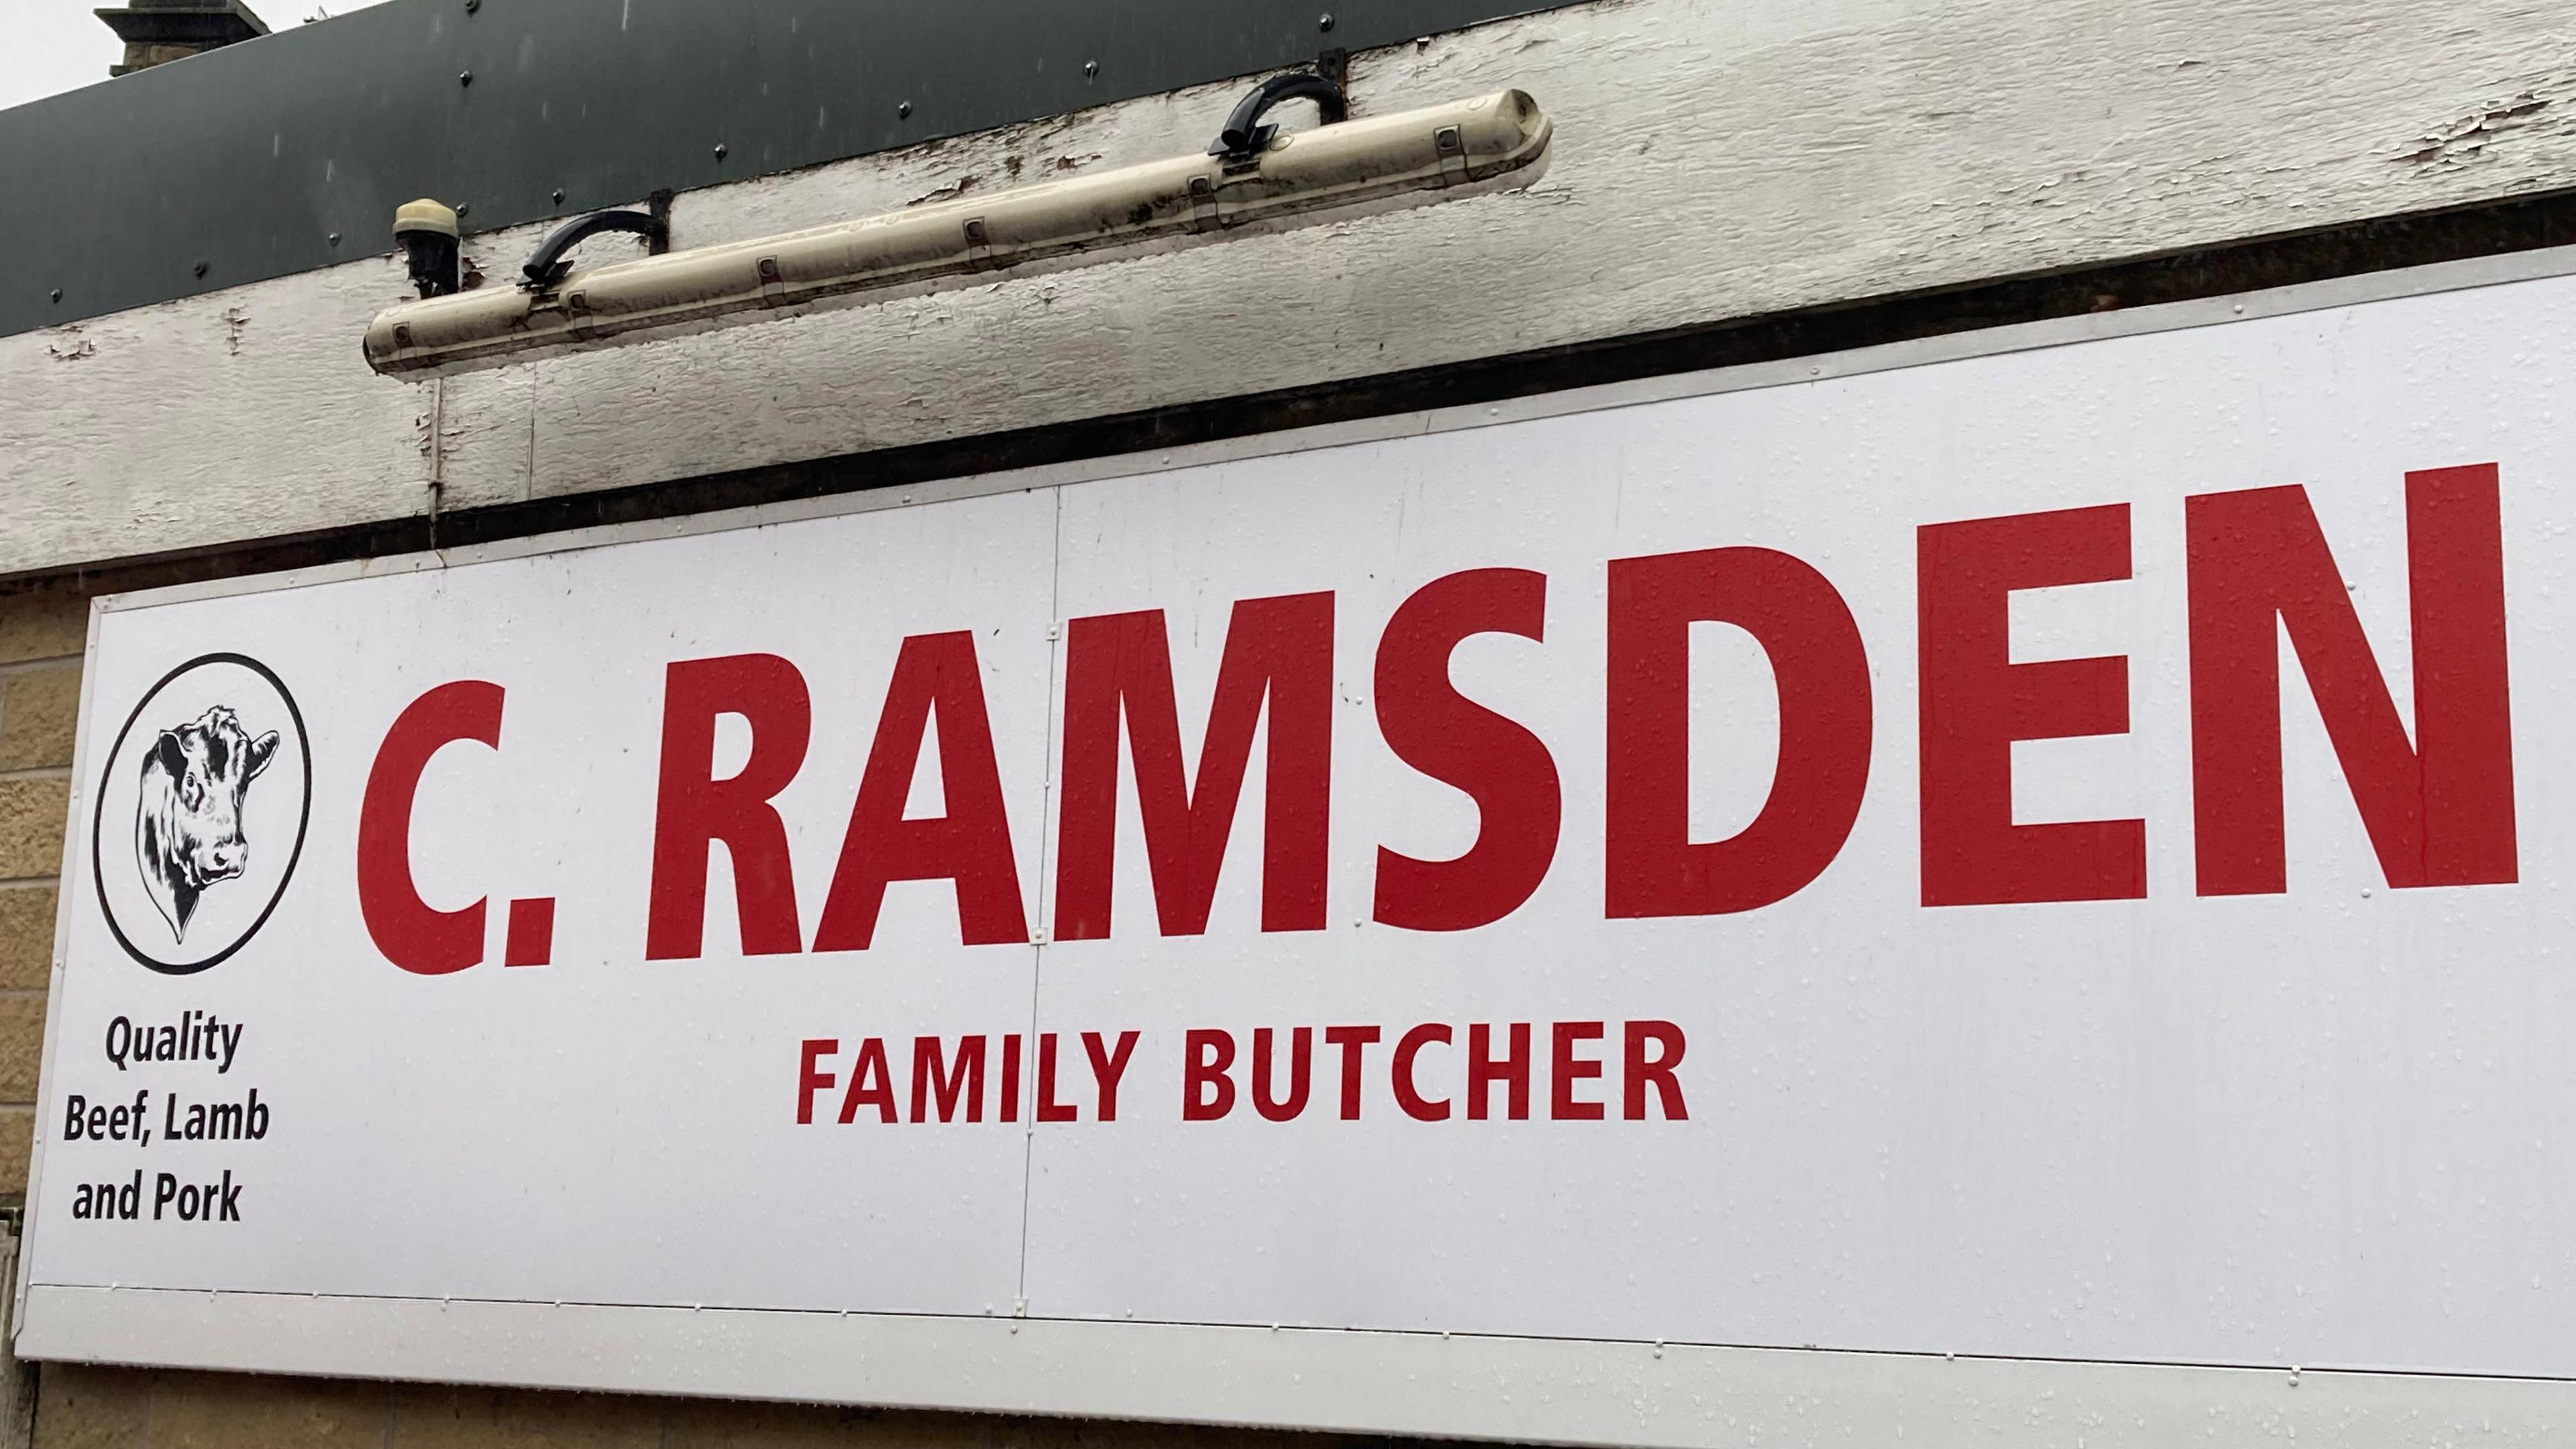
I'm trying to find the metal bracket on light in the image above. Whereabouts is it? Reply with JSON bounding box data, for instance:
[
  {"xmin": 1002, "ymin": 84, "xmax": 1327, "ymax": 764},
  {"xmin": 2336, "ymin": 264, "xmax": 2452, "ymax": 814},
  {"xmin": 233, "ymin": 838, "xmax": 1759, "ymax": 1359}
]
[
  {"xmin": 364, "ymin": 74, "xmax": 1552, "ymax": 378},
  {"xmin": 520, "ymin": 199, "xmax": 670, "ymax": 291},
  {"xmin": 1209, "ymin": 68, "xmax": 1349, "ymax": 160}
]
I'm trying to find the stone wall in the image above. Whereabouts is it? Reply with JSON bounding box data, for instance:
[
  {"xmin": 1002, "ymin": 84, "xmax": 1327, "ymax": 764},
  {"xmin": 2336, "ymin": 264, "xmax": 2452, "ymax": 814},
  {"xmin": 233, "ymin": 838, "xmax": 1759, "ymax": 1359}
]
[
  {"xmin": 31, "ymin": 1364, "xmax": 1376, "ymax": 1448},
  {"xmin": 0, "ymin": 583, "xmax": 84, "ymax": 1203}
]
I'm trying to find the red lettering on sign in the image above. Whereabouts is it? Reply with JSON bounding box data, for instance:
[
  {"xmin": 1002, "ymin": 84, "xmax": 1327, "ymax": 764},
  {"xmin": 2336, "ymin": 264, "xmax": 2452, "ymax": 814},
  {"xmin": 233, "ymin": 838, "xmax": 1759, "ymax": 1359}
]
[
  {"xmin": 358, "ymin": 680, "xmax": 503, "ymax": 975},
  {"xmin": 814, "ymin": 632, "xmax": 1028, "ymax": 952},
  {"xmin": 836, "ymin": 1037, "xmax": 896, "ymax": 1124},
  {"xmin": 797, "ymin": 1038, "xmax": 838, "ymax": 1125},
  {"xmin": 1622, "ymin": 1020, "xmax": 1688, "ymax": 1120},
  {"xmin": 2188, "ymin": 468, "xmax": 2516, "ymax": 894},
  {"xmin": 1251, "ymin": 1026, "xmax": 1311, "ymax": 1122},
  {"xmin": 645, "ymin": 653, "xmax": 812, "ymax": 960},
  {"xmin": 1606, "ymin": 548, "xmax": 1873, "ymax": 918},
  {"xmin": 501, "ymin": 897, "xmax": 555, "ymax": 967},
  {"xmin": 1035, "ymin": 1032, "xmax": 1077, "ymax": 1122},
  {"xmin": 1183, "ymin": 1028, "xmax": 1236, "ymax": 1121},
  {"xmin": 1466, "ymin": 1021, "xmax": 1531, "ymax": 1121},
  {"xmin": 1373, "ymin": 569, "xmax": 1561, "ymax": 931},
  {"xmin": 1392, "ymin": 1023, "xmax": 1452, "ymax": 1122},
  {"xmin": 1918, "ymin": 505, "xmax": 2144, "ymax": 906},
  {"xmin": 1054, "ymin": 594, "xmax": 1334, "ymax": 939},
  {"xmin": 1550, "ymin": 1020, "xmax": 1606, "ymax": 1120},
  {"xmin": 796, "ymin": 1020, "xmax": 1687, "ymax": 1127},
  {"xmin": 1325, "ymin": 1024, "xmax": 1380, "ymax": 1120},
  {"xmin": 999, "ymin": 1033, "xmax": 1022, "ymax": 1123},
  {"xmin": 1083, "ymin": 1029, "xmax": 1142, "ymax": 1121},
  {"xmin": 910, "ymin": 1034, "xmax": 987, "ymax": 1123}
]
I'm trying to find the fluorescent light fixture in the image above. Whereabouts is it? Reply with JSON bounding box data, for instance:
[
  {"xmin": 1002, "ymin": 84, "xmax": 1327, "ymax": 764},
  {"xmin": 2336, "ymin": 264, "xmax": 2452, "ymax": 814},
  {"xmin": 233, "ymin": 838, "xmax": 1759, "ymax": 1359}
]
[{"xmin": 362, "ymin": 87, "xmax": 1552, "ymax": 378}]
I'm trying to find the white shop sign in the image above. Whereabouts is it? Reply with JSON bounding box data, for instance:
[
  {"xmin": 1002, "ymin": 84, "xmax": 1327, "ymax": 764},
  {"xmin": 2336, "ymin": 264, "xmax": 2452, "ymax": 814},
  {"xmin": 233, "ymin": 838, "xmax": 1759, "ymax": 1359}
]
[{"xmin": 19, "ymin": 254, "xmax": 2576, "ymax": 1439}]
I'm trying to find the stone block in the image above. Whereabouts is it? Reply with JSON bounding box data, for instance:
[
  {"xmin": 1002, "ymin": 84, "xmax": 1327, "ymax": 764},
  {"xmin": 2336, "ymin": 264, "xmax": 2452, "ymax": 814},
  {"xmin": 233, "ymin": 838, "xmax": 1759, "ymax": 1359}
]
[
  {"xmin": 0, "ymin": 885, "xmax": 56, "ymax": 990},
  {"xmin": 36, "ymin": 1370, "xmax": 1392, "ymax": 1449},
  {"xmin": 392, "ymin": 1383, "xmax": 663, "ymax": 1448},
  {"xmin": 0, "ymin": 587, "xmax": 86, "ymax": 667},
  {"xmin": 0, "ymin": 665, "xmax": 83, "ymax": 772},
  {"xmin": 30, "ymin": 1363, "xmax": 152, "ymax": 1449},
  {"xmin": 0, "ymin": 777, "xmax": 69, "ymax": 881},
  {"xmin": 667, "ymin": 1403, "xmax": 1340, "ymax": 1449},
  {"xmin": 665, "ymin": 1403, "xmax": 988, "ymax": 1449},
  {"xmin": 0, "ymin": 997, "xmax": 47, "ymax": 1102},
  {"xmin": 142, "ymin": 1370, "xmax": 388, "ymax": 1448},
  {"xmin": 0, "ymin": 1107, "xmax": 31, "ymax": 1195}
]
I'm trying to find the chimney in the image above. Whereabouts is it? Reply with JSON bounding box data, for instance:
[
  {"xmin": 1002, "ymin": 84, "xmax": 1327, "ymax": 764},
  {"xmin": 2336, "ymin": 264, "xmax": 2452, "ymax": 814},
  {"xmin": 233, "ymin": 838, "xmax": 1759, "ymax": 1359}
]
[{"xmin": 95, "ymin": 0, "xmax": 270, "ymax": 77}]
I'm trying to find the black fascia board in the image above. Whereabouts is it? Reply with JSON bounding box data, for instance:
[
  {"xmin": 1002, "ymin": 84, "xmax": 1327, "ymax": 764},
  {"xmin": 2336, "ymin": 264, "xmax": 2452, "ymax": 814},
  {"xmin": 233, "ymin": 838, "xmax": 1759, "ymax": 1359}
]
[{"xmin": 0, "ymin": 0, "xmax": 1584, "ymax": 341}]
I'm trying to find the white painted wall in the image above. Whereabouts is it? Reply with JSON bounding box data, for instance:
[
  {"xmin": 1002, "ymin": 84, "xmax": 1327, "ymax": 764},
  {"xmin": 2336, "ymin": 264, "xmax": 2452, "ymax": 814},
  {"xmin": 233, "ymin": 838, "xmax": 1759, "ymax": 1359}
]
[{"xmin": 5, "ymin": 0, "xmax": 2575, "ymax": 576}]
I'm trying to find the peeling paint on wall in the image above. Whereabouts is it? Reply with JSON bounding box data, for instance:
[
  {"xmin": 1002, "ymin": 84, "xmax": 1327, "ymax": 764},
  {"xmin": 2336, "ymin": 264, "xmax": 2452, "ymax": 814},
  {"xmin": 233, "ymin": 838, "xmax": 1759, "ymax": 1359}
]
[
  {"xmin": 2401, "ymin": 72, "xmax": 2572, "ymax": 168},
  {"xmin": 907, "ymin": 175, "xmax": 985, "ymax": 208}
]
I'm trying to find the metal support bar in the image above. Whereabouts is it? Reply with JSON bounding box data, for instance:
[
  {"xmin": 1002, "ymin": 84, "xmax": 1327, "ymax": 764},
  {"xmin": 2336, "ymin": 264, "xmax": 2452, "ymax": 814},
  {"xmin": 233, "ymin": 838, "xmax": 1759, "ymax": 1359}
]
[
  {"xmin": 1210, "ymin": 69, "xmax": 1350, "ymax": 159},
  {"xmin": 522, "ymin": 209, "xmax": 669, "ymax": 291}
]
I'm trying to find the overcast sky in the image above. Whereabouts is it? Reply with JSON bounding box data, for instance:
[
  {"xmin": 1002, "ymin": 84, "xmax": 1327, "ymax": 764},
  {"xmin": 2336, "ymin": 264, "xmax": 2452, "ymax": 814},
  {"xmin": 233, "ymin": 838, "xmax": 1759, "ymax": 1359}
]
[{"xmin": 1, "ymin": 0, "xmax": 396, "ymax": 111}]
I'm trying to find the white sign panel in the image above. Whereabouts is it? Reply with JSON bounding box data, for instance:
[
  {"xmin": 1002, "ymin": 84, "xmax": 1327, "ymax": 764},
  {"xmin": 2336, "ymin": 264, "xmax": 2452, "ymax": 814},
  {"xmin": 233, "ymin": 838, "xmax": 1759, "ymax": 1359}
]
[{"xmin": 21, "ymin": 260, "xmax": 2576, "ymax": 1432}]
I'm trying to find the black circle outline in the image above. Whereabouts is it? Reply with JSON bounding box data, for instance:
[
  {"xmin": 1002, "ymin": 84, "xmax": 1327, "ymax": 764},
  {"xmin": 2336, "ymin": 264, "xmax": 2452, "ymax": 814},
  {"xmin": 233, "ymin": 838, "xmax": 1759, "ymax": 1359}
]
[{"xmin": 91, "ymin": 653, "xmax": 313, "ymax": 975}]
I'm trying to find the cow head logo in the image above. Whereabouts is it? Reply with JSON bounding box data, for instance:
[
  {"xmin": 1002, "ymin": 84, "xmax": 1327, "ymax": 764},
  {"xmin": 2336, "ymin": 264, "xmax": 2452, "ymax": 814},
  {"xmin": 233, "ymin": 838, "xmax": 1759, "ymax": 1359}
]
[
  {"xmin": 135, "ymin": 706, "xmax": 280, "ymax": 943},
  {"xmin": 93, "ymin": 653, "xmax": 310, "ymax": 975}
]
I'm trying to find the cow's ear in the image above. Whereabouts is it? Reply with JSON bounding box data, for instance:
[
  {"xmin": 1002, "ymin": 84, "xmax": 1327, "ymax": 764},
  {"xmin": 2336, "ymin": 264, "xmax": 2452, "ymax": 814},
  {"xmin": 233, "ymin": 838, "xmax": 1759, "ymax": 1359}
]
[
  {"xmin": 146, "ymin": 731, "xmax": 185, "ymax": 781},
  {"xmin": 245, "ymin": 731, "xmax": 279, "ymax": 784}
]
